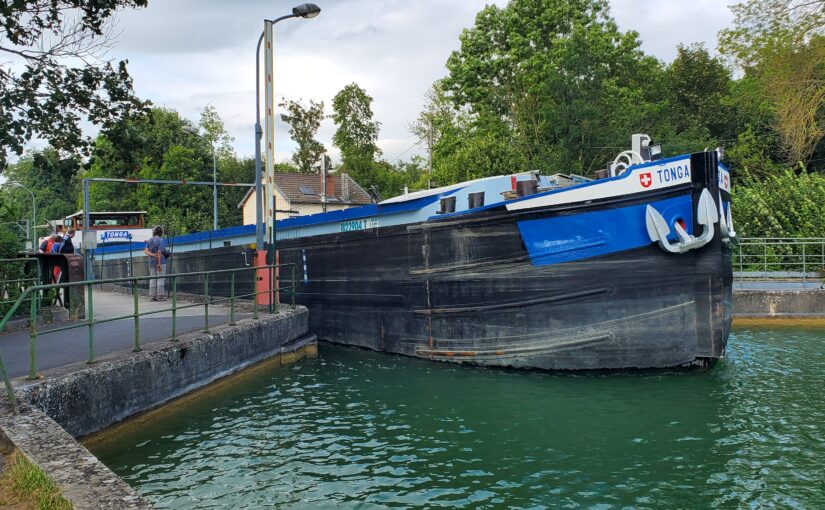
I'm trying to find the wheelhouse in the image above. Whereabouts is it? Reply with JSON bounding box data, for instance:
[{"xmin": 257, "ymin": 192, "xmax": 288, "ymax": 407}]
[{"xmin": 62, "ymin": 211, "xmax": 147, "ymax": 230}]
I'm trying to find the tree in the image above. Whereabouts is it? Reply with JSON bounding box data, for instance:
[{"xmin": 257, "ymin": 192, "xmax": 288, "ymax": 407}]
[
  {"xmin": 331, "ymin": 83, "xmax": 381, "ymax": 179},
  {"xmin": 199, "ymin": 104, "xmax": 235, "ymax": 160},
  {"xmin": 718, "ymin": 0, "xmax": 825, "ymax": 68},
  {"xmin": 719, "ymin": 0, "xmax": 825, "ymax": 165},
  {"xmin": 280, "ymin": 98, "xmax": 326, "ymax": 173},
  {"xmin": 0, "ymin": 0, "xmax": 150, "ymax": 169},
  {"xmin": 4, "ymin": 147, "xmax": 79, "ymax": 226},
  {"xmin": 441, "ymin": 0, "xmax": 666, "ymax": 175},
  {"xmin": 86, "ymin": 107, "xmax": 217, "ymax": 233},
  {"xmin": 665, "ymin": 44, "xmax": 732, "ymax": 137}
]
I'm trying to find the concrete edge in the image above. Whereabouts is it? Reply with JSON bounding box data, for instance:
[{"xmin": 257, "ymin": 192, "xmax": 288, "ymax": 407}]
[
  {"xmin": 733, "ymin": 289, "xmax": 825, "ymax": 319},
  {"xmin": 13, "ymin": 306, "xmax": 310, "ymax": 436},
  {"xmin": 0, "ymin": 305, "xmax": 315, "ymax": 509},
  {"xmin": 81, "ymin": 336, "xmax": 317, "ymax": 450},
  {"xmin": 0, "ymin": 401, "xmax": 152, "ymax": 509}
]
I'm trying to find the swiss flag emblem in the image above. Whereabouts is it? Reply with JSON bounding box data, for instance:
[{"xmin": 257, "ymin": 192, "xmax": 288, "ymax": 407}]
[{"xmin": 639, "ymin": 172, "xmax": 653, "ymax": 188}]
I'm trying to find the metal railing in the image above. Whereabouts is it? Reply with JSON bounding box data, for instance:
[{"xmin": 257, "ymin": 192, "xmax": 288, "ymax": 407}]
[
  {"xmin": 733, "ymin": 237, "xmax": 825, "ymax": 284},
  {"xmin": 0, "ymin": 258, "xmax": 40, "ymax": 322},
  {"xmin": 0, "ymin": 263, "xmax": 298, "ymax": 414}
]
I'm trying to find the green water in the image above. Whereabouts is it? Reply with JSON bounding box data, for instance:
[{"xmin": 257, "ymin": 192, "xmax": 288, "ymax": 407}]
[{"xmin": 92, "ymin": 328, "xmax": 825, "ymax": 509}]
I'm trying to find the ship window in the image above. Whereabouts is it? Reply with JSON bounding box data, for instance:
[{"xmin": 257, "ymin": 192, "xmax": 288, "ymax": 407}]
[{"xmin": 299, "ymin": 186, "xmax": 315, "ymax": 195}]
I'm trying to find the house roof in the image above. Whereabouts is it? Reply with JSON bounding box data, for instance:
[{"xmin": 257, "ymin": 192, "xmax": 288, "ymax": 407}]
[{"xmin": 238, "ymin": 172, "xmax": 373, "ymax": 208}]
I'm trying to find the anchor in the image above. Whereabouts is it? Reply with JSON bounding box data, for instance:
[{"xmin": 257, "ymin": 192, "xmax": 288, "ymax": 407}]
[
  {"xmin": 718, "ymin": 192, "xmax": 738, "ymax": 245},
  {"xmin": 645, "ymin": 188, "xmax": 718, "ymax": 254}
]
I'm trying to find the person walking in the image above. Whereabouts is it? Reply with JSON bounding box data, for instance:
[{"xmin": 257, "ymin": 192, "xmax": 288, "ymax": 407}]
[{"xmin": 144, "ymin": 226, "xmax": 169, "ymax": 301}]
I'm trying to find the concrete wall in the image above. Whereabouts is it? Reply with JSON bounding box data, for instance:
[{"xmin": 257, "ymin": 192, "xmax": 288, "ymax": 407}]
[
  {"xmin": 733, "ymin": 290, "xmax": 825, "ymax": 317},
  {"xmin": 14, "ymin": 307, "xmax": 312, "ymax": 438},
  {"xmin": 0, "ymin": 403, "xmax": 152, "ymax": 509}
]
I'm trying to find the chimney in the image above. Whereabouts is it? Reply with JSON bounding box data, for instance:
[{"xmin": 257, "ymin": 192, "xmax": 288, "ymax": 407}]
[
  {"xmin": 325, "ymin": 174, "xmax": 333, "ymax": 198},
  {"xmin": 342, "ymin": 173, "xmax": 351, "ymax": 202}
]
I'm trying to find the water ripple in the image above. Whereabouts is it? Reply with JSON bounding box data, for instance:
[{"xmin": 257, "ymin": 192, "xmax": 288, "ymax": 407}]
[{"xmin": 92, "ymin": 328, "xmax": 825, "ymax": 509}]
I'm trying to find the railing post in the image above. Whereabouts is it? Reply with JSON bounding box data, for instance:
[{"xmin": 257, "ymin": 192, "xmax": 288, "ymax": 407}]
[
  {"xmin": 764, "ymin": 242, "xmax": 767, "ymax": 272},
  {"xmin": 28, "ymin": 290, "xmax": 37, "ymax": 380},
  {"xmin": 802, "ymin": 242, "xmax": 807, "ymax": 286},
  {"xmin": 229, "ymin": 272, "xmax": 236, "ymax": 326},
  {"xmin": 273, "ymin": 265, "xmax": 279, "ymax": 314},
  {"xmin": 87, "ymin": 283, "xmax": 95, "ymax": 365},
  {"xmin": 133, "ymin": 279, "xmax": 141, "ymax": 352},
  {"xmin": 171, "ymin": 276, "xmax": 178, "ymax": 341},
  {"xmin": 739, "ymin": 243, "xmax": 744, "ymax": 274},
  {"xmin": 291, "ymin": 265, "xmax": 296, "ymax": 307},
  {"xmin": 203, "ymin": 274, "xmax": 210, "ymax": 333},
  {"xmin": 0, "ymin": 353, "xmax": 17, "ymax": 414},
  {"xmin": 252, "ymin": 273, "xmax": 259, "ymax": 320}
]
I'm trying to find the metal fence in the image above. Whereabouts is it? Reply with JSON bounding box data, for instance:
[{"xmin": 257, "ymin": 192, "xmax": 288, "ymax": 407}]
[
  {"xmin": 0, "ymin": 263, "xmax": 298, "ymax": 414},
  {"xmin": 0, "ymin": 258, "xmax": 40, "ymax": 321},
  {"xmin": 733, "ymin": 237, "xmax": 825, "ymax": 284}
]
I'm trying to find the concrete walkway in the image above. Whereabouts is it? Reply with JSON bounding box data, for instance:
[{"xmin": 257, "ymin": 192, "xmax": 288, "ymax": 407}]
[{"xmin": 0, "ymin": 291, "xmax": 251, "ymax": 379}]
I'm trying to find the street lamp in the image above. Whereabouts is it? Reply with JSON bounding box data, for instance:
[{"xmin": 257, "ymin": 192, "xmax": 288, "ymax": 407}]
[
  {"xmin": 182, "ymin": 126, "xmax": 219, "ymax": 231},
  {"xmin": 4, "ymin": 182, "xmax": 36, "ymax": 251},
  {"xmin": 254, "ymin": 3, "xmax": 321, "ymax": 252}
]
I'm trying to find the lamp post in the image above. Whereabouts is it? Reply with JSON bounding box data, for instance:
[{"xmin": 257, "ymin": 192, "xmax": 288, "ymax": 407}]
[
  {"xmin": 4, "ymin": 182, "xmax": 36, "ymax": 251},
  {"xmin": 254, "ymin": 3, "xmax": 321, "ymax": 252},
  {"xmin": 182, "ymin": 126, "xmax": 219, "ymax": 231}
]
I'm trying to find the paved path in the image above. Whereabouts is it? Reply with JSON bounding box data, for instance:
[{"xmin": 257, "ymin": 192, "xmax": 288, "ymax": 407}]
[{"xmin": 0, "ymin": 291, "xmax": 251, "ymax": 379}]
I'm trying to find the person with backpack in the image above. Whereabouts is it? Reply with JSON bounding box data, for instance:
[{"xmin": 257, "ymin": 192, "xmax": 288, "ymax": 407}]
[
  {"xmin": 144, "ymin": 226, "xmax": 170, "ymax": 301},
  {"xmin": 50, "ymin": 229, "xmax": 76, "ymax": 284},
  {"xmin": 39, "ymin": 234, "xmax": 57, "ymax": 254},
  {"xmin": 51, "ymin": 229, "xmax": 75, "ymax": 254}
]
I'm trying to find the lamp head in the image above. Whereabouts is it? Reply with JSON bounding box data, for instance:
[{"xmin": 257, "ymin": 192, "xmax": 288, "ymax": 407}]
[
  {"xmin": 181, "ymin": 126, "xmax": 200, "ymax": 136},
  {"xmin": 292, "ymin": 3, "xmax": 321, "ymax": 18}
]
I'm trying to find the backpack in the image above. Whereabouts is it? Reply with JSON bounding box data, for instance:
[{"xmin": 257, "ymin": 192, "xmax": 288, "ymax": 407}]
[{"xmin": 50, "ymin": 237, "xmax": 65, "ymax": 254}]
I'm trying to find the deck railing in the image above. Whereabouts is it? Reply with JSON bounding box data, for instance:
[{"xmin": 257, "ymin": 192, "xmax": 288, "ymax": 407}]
[
  {"xmin": 733, "ymin": 238, "xmax": 825, "ymax": 284},
  {"xmin": 0, "ymin": 263, "xmax": 298, "ymax": 414}
]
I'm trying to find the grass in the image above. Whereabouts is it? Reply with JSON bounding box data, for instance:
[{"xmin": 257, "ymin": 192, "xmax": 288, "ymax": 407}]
[{"xmin": 0, "ymin": 451, "xmax": 73, "ymax": 510}]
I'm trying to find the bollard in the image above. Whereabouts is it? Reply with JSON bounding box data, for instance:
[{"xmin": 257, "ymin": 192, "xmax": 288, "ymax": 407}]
[
  {"xmin": 171, "ymin": 276, "xmax": 178, "ymax": 341},
  {"xmin": 28, "ymin": 290, "xmax": 37, "ymax": 380},
  {"xmin": 133, "ymin": 280, "xmax": 141, "ymax": 352},
  {"xmin": 203, "ymin": 274, "xmax": 210, "ymax": 333},
  {"xmin": 229, "ymin": 272, "xmax": 236, "ymax": 326},
  {"xmin": 86, "ymin": 284, "xmax": 95, "ymax": 364}
]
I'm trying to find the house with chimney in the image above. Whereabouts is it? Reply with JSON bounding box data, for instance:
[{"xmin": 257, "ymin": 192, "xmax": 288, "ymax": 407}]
[{"xmin": 237, "ymin": 172, "xmax": 374, "ymax": 224}]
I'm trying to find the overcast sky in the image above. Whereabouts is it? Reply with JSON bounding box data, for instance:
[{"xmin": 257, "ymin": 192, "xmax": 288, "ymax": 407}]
[{"xmin": 100, "ymin": 0, "xmax": 734, "ymax": 164}]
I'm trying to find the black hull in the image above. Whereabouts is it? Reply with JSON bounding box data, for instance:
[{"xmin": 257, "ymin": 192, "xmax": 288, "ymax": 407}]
[{"xmin": 279, "ymin": 155, "xmax": 732, "ymax": 371}]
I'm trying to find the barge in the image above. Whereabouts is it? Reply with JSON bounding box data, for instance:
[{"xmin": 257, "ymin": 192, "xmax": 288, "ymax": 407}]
[{"xmin": 275, "ymin": 135, "xmax": 734, "ymax": 370}]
